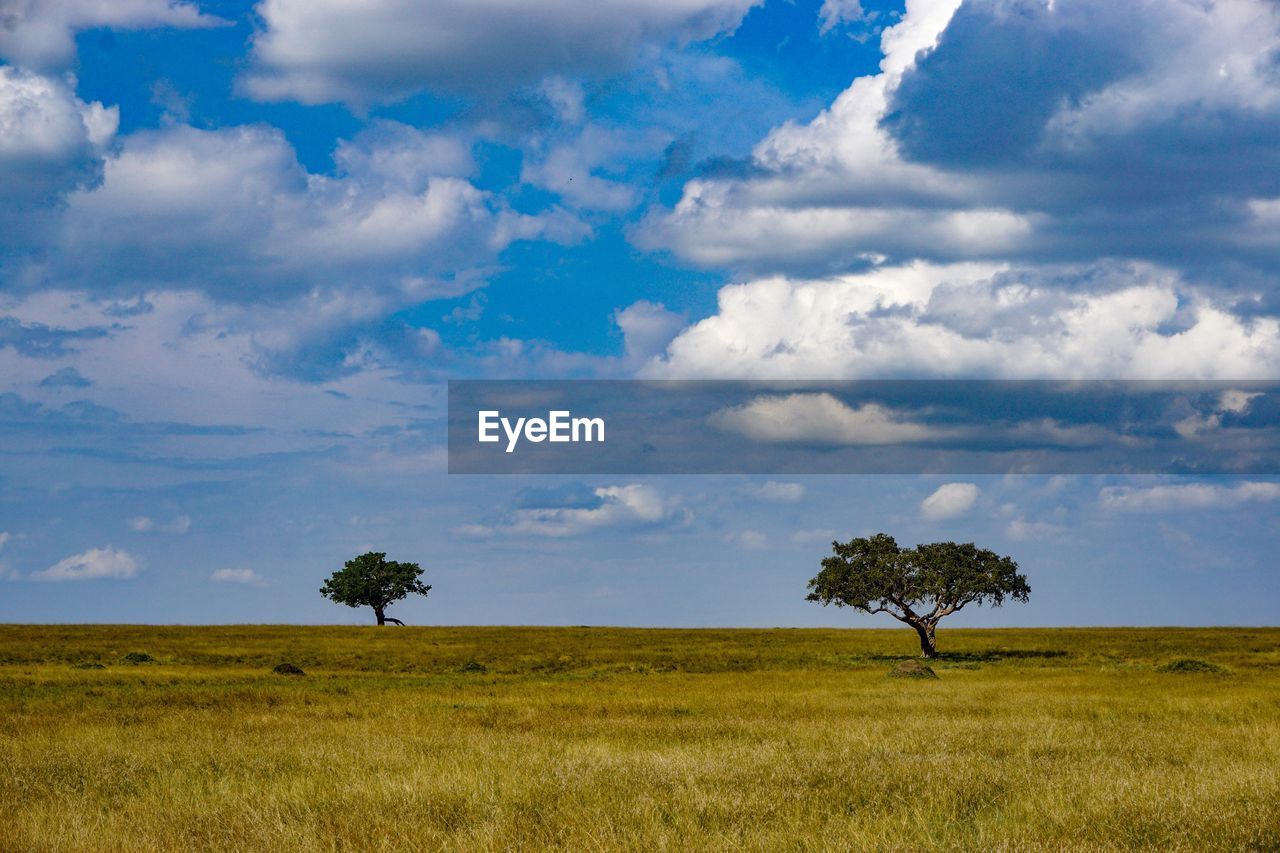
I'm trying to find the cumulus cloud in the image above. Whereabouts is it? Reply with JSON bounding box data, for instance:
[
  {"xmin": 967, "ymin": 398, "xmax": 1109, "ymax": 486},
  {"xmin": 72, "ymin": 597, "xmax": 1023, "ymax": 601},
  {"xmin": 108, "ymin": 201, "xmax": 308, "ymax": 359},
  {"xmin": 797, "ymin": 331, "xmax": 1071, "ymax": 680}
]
[
  {"xmin": 210, "ymin": 567, "xmax": 269, "ymax": 586},
  {"xmin": 0, "ymin": 119, "xmax": 591, "ymax": 383},
  {"xmin": 1100, "ymin": 481, "xmax": 1280, "ymax": 512},
  {"xmin": 641, "ymin": 0, "xmax": 1280, "ymax": 276},
  {"xmin": 38, "ymin": 122, "xmax": 583, "ymax": 301},
  {"xmin": 30, "ymin": 546, "xmax": 138, "ymax": 581},
  {"xmin": 0, "ymin": 67, "xmax": 116, "ymax": 228},
  {"xmin": 709, "ymin": 392, "xmax": 939, "ymax": 445},
  {"xmin": 244, "ymin": 0, "xmax": 761, "ymax": 105},
  {"xmin": 128, "ymin": 514, "xmax": 191, "ymax": 534},
  {"xmin": 920, "ymin": 482, "xmax": 978, "ymax": 520},
  {"xmin": 643, "ymin": 262, "xmax": 1280, "ymax": 378},
  {"xmin": 615, "ymin": 300, "xmax": 687, "ymax": 367},
  {"xmin": 0, "ymin": 0, "xmax": 221, "ymax": 70}
]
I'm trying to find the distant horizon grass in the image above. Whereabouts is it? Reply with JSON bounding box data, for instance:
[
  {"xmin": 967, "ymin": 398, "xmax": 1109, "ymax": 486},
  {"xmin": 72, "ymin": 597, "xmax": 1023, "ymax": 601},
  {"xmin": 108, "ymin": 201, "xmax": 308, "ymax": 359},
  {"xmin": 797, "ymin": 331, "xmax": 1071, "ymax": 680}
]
[{"xmin": 3, "ymin": 625, "xmax": 1279, "ymax": 850}]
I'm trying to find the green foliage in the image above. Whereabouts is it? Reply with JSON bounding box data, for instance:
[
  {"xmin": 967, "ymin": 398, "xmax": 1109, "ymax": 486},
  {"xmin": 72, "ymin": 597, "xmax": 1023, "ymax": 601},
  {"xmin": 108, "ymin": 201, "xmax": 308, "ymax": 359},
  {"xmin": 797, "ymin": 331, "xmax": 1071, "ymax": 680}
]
[
  {"xmin": 320, "ymin": 551, "xmax": 431, "ymax": 623},
  {"xmin": 807, "ymin": 534, "xmax": 1029, "ymax": 616},
  {"xmin": 807, "ymin": 533, "xmax": 1030, "ymax": 656}
]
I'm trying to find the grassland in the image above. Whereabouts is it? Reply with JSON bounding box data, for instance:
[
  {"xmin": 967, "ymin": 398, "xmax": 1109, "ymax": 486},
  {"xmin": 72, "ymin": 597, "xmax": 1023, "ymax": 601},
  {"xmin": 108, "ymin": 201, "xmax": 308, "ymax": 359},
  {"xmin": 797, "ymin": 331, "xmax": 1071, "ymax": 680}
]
[{"xmin": 2, "ymin": 625, "xmax": 1279, "ymax": 851}]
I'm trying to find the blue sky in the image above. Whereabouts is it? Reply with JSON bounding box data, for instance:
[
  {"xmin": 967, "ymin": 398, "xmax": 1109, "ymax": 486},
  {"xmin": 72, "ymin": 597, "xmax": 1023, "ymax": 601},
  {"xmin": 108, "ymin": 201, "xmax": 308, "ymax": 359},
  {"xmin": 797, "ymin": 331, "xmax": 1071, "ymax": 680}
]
[{"xmin": 1, "ymin": 0, "xmax": 1279, "ymax": 626}]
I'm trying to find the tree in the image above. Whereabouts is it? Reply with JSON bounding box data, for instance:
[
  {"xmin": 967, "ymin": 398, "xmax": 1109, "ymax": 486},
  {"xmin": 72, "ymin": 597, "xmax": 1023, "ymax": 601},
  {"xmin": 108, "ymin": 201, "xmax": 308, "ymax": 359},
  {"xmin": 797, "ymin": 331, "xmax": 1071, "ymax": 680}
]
[
  {"xmin": 320, "ymin": 552, "xmax": 431, "ymax": 626},
  {"xmin": 806, "ymin": 533, "xmax": 1029, "ymax": 658}
]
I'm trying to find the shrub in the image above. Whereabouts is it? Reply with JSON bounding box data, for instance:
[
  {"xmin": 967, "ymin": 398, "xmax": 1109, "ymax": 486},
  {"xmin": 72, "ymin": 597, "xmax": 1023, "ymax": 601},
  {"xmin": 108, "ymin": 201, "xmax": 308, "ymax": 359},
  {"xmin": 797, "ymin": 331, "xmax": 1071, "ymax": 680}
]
[{"xmin": 1157, "ymin": 658, "xmax": 1224, "ymax": 674}]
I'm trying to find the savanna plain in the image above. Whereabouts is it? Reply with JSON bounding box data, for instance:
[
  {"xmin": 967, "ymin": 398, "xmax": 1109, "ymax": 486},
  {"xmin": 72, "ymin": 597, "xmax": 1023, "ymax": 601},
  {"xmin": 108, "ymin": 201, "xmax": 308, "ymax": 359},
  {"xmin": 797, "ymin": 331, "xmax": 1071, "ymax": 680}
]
[{"xmin": 2, "ymin": 625, "xmax": 1278, "ymax": 851}]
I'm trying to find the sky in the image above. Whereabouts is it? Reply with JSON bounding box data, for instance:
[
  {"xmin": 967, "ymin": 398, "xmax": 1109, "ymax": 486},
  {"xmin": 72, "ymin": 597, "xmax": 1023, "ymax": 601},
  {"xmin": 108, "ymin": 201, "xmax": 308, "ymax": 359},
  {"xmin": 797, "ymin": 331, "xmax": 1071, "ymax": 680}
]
[{"xmin": 1, "ymin": 0, "xmax": 1278, "ymax": 626}]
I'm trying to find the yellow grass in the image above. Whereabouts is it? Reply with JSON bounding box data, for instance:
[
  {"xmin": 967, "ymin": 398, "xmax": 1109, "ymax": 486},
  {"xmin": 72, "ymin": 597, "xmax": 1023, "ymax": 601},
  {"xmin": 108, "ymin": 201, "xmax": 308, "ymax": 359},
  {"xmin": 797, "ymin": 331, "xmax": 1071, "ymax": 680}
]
[{"xmin": 2, "ymin": 625, "xmax": 1279, "ymax": 851}]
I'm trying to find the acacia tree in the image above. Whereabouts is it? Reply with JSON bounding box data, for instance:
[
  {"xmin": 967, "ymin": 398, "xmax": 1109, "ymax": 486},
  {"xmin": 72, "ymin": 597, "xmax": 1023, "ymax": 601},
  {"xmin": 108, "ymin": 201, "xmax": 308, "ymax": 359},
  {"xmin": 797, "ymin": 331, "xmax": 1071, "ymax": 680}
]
[
  {"xmin": 320, "ymin": 552, "xmax": 430, "ymax": 626},
  {"xmin": 806, "ymin": 533, "xmax": 1029, "ymax": 658}
]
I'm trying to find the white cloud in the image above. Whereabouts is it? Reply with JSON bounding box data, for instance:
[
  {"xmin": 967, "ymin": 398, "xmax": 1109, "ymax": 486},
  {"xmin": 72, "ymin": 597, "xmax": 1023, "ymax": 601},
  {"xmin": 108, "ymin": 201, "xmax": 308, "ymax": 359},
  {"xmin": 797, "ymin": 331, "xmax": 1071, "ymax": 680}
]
[
  {"xmin": 1006, "ymin": 517, "xmax": 1065, "ymax": 541},
  {"xmin": 640, "ymin": 0, "xmax": 1280, "ymax": 276},
  {"xmin": 30, "ymin": 546, "xmax": 138, "ymax": 581},
  {"xmin": 0, "ymin": 67, "xmax": 116, "ymax": 218},
  {"xmin": 1219, "ymin": 390, "xmax": 1263, "ymax": 415},
  {"xmin": 243, "ymin": 0, "xmax": 761, "ymax": 105},
  {"xmin": 630, "ymin": 0, "xmax": 1280, "ymax": 382},
  {"xmin": 0, "ymin": 0, "xmax": 221, "ymax": 70},
  {"xmin": 920, "ymin": 482, "xmax": 978, "ymax": 520},
  {"xmin": 1174, "ymin": 389, "xmax": 1266, "ymax": 439},
  {"xmin": 210, "ymin": 567, "xmax": 269, "ymax": 586},
  {"xmin": 47, "ymin": 123, "xmax": 584, "ymax": 301},
  {"xmin": 1100, "ymin": 481, "xmax": 1280, "ymax": 512},
  {"xmin": 615, "ymin": 300, "xmax": 687, "ymax": 368},
  {"xmin": 751, "ymin": 481, "xmax": 805, "ymax": 503},
  {"xmin": 635, "ymin": 0, "xmax": 977, "ymax": 270},
  {"xmin": 0, "ymin": 288, "xmax": 434, "ymax": 439},
  {"xmin": 521, "ymin": 124, "xmax": 661, "ymax": 212},
  {"xmin": 818, "ymin": 0, "xmax": 866, "ymax": 35},
  {"xmin": 709, "ymin": 392, "xmax": 938, "ymax": 445},
  {"xmin": 501, "ymin": 484, "xmax": 689, "ymax": 537},
  {"xmin": 643, "ymin": 262, "xmax": 1280, "ymax": 379},
  {"xmin": 129, "ymin": 514, "xmax": 191, "ymax": 534}
]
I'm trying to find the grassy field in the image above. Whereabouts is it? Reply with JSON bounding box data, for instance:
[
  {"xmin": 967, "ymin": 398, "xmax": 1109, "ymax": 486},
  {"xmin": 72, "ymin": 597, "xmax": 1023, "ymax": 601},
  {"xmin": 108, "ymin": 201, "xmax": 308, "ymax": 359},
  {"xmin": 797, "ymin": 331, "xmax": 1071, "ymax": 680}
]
[{"xmin": 2, "ymin": 625, "xmax": 1279, "ymax": 851}]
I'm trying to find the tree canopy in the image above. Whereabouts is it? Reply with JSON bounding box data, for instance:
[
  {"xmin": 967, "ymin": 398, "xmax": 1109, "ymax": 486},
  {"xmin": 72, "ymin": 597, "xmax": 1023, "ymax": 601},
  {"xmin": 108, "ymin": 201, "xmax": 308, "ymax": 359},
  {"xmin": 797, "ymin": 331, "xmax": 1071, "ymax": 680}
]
[
  {"xmin": 806, "ymin": 533, "xmax": 1029, "ymax": 657},
  {"xmin": 320, "ymin": 552, "xmax": 430, "ymax": 626}
]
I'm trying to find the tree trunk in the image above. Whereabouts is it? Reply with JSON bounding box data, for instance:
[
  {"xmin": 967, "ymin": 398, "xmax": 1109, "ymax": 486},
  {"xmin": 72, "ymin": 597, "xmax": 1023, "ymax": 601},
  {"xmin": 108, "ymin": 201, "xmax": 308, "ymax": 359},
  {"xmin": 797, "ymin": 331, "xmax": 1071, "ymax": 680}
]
[
  {"xmin": 915, "ymin": 623, "xmax": 938, "ymax": 658},
  {"xmin": 374, "ymin": 606, "xmax": 386, "ymax": 626}
]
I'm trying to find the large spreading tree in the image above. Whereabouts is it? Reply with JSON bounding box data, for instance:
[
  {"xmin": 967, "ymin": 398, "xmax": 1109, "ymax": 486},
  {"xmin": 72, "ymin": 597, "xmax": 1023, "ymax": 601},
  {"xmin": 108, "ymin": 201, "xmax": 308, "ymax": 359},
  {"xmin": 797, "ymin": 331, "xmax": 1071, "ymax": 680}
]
[
  {"xmin": 320, "ymin": 552, "xmax": 431, "ymax": 626},
  {"xmin": 806, "ymin": 533, "xmax": 1029, "ymax": 658}
]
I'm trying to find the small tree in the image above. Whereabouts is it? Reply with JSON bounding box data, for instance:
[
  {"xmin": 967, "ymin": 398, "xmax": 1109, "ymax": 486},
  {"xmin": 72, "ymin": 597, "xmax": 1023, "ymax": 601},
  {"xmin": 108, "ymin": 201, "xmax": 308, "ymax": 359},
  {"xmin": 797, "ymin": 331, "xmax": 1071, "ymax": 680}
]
[
  {"xmin": 806, "ymin": 533, "xmax": 1029, "ymax": 658},
  {"xmin": 320, "ymin": 552, "xmax": 430, "ymax": 626}
]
